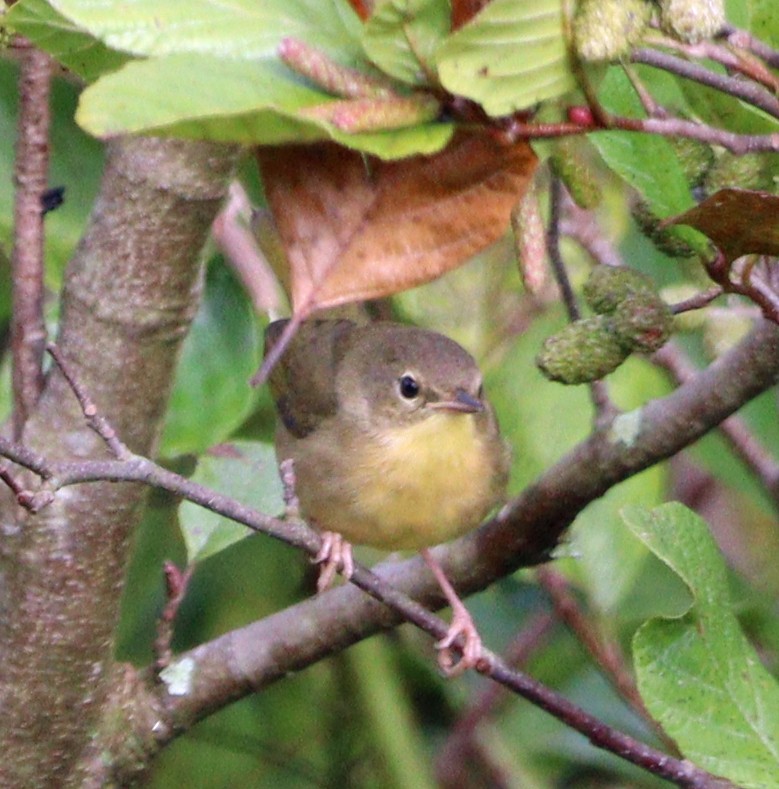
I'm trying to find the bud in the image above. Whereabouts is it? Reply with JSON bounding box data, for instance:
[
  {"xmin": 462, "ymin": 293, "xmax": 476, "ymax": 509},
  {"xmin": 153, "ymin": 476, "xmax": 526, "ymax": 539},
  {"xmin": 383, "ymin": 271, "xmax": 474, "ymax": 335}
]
[
  {"xmin": 300, "ymin": 94, "xmax": 440, "ymax": 132},
  {"xmin": 611, "ymin": 292, "xmax": 673, "ymax": 352},
  {"xmin": 512, "ymin": 187, "xmax": 548, "ymax": 295},
  {"xmin": 279, "ymin": 38, "xmax": 395, "ymax": 99},
  {"xmin": 574, "ymin": 0, "xmax": 652, "ymax": 62},
  {"xmin": 549, "ymin": 138, "xmax": 602, "ymax": 209},
  {"xmin": 659, "ymin": 0, "xmax": 726, "ymax": 44},
  {"xmin": 668, "ymin": 136, "xmax": 715, "ymax": 189},
  {"xmin": 660, "ymin": 284, "xmax": 706, "ymax": 332},
  {"xmin": 630, "ymin": 197, "xmax": 697, "ymax": 259},
  {"xmin": 583, "ymin": 265, "xmax": 655, "ymax": 315},
  {"xmin": 537, "ymin": 316, "xmax": 629, "ymax": 384},
  {"xmin": 703, "ymin": 152, "xmax": 777, "ymax": 196}
]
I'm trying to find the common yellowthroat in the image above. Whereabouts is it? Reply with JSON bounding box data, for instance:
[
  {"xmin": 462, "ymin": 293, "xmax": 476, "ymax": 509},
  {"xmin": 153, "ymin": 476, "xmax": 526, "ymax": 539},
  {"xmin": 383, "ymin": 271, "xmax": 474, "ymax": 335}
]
[{"xmin": 265, "ymin": 318, "xmax": 510, "ymax": 673}]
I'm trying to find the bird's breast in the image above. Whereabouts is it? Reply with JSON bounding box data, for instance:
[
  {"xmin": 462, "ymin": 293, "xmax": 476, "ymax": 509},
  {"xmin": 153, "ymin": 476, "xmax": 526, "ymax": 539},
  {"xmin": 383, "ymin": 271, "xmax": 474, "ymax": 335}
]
[{"xmin": 342, "ymin": 411, "xmax": 503, "ymax": 549}]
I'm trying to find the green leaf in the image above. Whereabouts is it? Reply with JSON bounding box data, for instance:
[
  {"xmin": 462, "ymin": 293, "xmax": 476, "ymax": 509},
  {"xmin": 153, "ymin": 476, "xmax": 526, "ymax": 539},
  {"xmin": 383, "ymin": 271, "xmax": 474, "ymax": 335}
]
[
  {"xmin": 436, "ymin": 0, "xmax": 575, "ymax": 116},
  {"xmin": 362, "ymin": 0, "xmax": 451, "ymax": 86},
  {"xmin": 735, "ymin": 0, "xmax": 779, "ymax": 48},
  {"xmin": 77, "ymin": 54, "xmax": 454, "ymax": 159},
  {"xmin": 589, "ymin": 72, "xmax": 711, "ymax": 257},
  {"xmin": 179, "ymin": 441, "xmax": 284, "ymax": 564},
  {"xmin": 590, "ymin": 70, "xmax": 695, "ymax": 219},
  {"xmin": 48, "ymin": 0, "xmax": 363, "ymax": 63},
  {"xmin": 160, "ymin": 261, "xmax": 261, "ymax": 458},
  {"xmin": 624, "ymin": 503, "xmax": 779, "ymax": 788},
  {"xmin": 592, "ymin": 128, "xmax": 695, "ymax": 216},
  {"xmin": 6, "ymin": 0, "xmax": 131, "ymax": 81}
]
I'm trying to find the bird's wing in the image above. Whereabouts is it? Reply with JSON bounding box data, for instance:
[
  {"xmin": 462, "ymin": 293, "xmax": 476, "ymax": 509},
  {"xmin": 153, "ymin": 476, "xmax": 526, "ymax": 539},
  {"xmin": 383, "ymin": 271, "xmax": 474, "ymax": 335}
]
[{"xmin": 264, "ymin": 318, "xmax": 356, "ymax": 438}]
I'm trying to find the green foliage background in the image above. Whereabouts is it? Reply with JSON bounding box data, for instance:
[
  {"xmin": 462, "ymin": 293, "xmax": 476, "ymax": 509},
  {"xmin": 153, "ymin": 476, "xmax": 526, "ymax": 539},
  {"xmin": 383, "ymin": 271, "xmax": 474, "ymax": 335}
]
[{"xmin": 2, "ymin": 0, "xmax": 779, "ymax": 785}]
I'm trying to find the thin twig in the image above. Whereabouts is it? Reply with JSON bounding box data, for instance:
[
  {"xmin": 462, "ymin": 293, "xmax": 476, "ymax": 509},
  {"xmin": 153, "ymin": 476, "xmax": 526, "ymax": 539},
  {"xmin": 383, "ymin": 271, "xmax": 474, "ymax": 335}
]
[
  {"xmin": 536, "ymin": 567, "xmax": 681, "ymax": 755},
  {"xmin": 670, "ymin": 287, "xmax": 723, "ymax": 314},
  {"xmin": 547, "ymin": 176, "xmax": 580, "ymax": 322},
  {"xmin": 704, "ymin": 253, "xmax": 779, "ymax": 326},
  {"xmin": 653, "ymin": 341, "xmax": 779, "ymax": 509},
  {"xmin": 435, "ymin": 611, "xmax": 556, "ymax": 787},
  {"xmin": 499, "ymin": 116, "xmax": 778, "ymax": 154},
  {"xmin": 0, "ymin": 463, "xmax": 26, "ymax": 500},
  {"xmin": 559, "ymin": 197, "xmax": 623, "ymax": 269},
  {"xmin": 645, "ymin": 31, "xmax": 779, "ymax": 93},
  {"xmin": 724, "ymin": 25, "xmax": 779, "ymax": 68},
  {"xmin": 622, "ymin": 63, "xmax": 666, "ymax": 117},
  {"xmin": 631, "ymin": 48, "xmax": 779, "ymax": 120},
  {"xmin": 154, "ymin": 562, "xmax": 194, "ymax": 673},
  {"xmin": 487, "ymin": 658, "xmax": 733, "ymax": 788},
  {"xmin": 249, "ymin": 311, "xmax": 304, "ymax": 388},
  {"xmin": 11, "ymin": 40, "xmax": 53, "ymax": 439},
  {"xmin": 604, "ymin": 116, "xmax": 778, "ymax": 154},
  {"xmin": 547, "ymin": 177, "xmax": 616, "ymax": 423},
  {"xmin": 279, "ymin": 457, "xmax": 301, "ymax": 519},
  {"xmin": 46, "ymin": 343, "xmax": 129, "ymax": 459},
  {"xmin": 211, "ymin": 183, "xmax": 286, "ymax": 318}
]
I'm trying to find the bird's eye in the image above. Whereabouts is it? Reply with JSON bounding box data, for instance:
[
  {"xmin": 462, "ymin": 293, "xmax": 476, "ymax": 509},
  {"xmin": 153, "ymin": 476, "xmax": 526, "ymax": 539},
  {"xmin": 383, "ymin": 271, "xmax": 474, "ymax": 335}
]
[{"xmin": 398, "ymin": 374, "xmax": 420, "ymax": 399}]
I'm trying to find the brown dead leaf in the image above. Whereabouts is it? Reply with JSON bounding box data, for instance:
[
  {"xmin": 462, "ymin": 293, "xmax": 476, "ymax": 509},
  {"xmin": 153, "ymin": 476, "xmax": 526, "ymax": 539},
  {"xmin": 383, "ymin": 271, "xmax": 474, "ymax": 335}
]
[
  {"xmin": 256, "ymin": 132, "xmax": 537, "ymax": 316},
  {"xmin": 667, "ymin": 188, "xmax": 779, "ymax": 263}
]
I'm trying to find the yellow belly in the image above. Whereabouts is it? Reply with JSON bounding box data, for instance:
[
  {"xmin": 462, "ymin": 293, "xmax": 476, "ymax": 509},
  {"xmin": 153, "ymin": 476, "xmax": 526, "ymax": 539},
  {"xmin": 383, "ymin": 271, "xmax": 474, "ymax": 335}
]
[{"xmin": 334, "ymin": 412, "xmax": 501, "ymax": 549}]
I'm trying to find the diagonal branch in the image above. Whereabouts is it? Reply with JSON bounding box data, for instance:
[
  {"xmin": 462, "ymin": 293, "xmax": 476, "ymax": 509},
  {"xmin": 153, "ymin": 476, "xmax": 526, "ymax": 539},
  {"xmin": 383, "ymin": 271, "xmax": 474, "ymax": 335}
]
[{"xmin": 631, "ymin": 47, "xmax": 779, "ymax": 120}]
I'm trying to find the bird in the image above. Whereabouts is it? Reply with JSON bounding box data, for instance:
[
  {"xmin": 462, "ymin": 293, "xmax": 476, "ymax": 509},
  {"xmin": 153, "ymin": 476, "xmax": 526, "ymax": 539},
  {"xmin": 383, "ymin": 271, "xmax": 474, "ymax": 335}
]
[{"xmin": 265, "ymin": 318, "xmax": 510, "ymax": 674}]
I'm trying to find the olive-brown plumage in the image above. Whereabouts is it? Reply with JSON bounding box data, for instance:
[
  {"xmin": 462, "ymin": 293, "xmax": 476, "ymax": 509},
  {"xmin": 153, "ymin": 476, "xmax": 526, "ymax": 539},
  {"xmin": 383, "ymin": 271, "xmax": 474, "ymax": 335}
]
[
  {"xmin": 265, "ymin": 318, "xmax": 511, "ymax": 674},
  {"xmin": 267, "ymin": 319, "xmax": 509, "ymax": 549}
]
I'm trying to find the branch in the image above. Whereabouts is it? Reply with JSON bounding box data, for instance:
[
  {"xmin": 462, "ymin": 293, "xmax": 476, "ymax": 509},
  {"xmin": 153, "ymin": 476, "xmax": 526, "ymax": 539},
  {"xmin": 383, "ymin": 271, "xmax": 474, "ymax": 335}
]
[
  {"xmin": 10, "ymin": 39, "xmax": 52, "ymax": 439},
  {"xmin": 536, "ymin": 567, "xmax": 680, "ymax": 755},
  {"xmin": 606, "ymin": 115, "xmax": 779, "ymax": 154},
  {"xmin": 501, "ymin": 116, "xmax": 779, "ymax": 155},
  {"xmin": 646, "ymin": 32, "xmax": 779, "ymax": 93},
  {"xmin": 631, "ymin": 47, "xmax": 779, "ymax": 120},
  {"xmin": 146, "ymin": 317, "xmax": 779, "ymax": 707},
  {"xmin": 724, "ymin": 25, "xmax": 779, "ymax": 69},
  {"xmin": 653, "ymin": 341, "xmax": 779, "ymax": 508},
  {"xmin": 670, "ymin": 288, "xmax": 723, "ymax": 314},
  {"xmin": 210, "ymin": 182, "xmax": 286, "ymax": 317},
  {"xmin": 547, "ymin": 178, "xmax": 615, "ymax": 423},
  {"xmin": 435, "ymin": 611, "xmax": 556, "ymax": 786},
  {"xmin": 559, "ymin": 195, "xmax": 623, "ymax": 268}
]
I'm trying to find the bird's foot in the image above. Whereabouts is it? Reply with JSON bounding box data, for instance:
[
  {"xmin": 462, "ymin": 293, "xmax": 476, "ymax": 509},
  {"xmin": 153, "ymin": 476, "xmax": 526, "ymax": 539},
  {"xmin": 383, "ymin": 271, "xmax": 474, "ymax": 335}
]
[
  {"xmin": 314, "ymin": 531, "xmax": 354, "ymax": 592},
  {"xmin": 435, "ymin": 599, "xmax": 484, "ymax": 677},
  {"xmin": 420, "ymin": 547, "xmax": 484, "ymax": 677}
]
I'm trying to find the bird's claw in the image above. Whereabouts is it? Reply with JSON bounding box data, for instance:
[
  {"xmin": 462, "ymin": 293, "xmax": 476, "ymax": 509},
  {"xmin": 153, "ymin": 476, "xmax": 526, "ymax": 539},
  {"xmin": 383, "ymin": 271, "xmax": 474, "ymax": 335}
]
[
  {"xmin": 435, "ymin": 608, "xmax": 484, "ymax": 677},
  {"xmin": 314, "ymin": 531, "xmax": 354, "ymax": 592}
]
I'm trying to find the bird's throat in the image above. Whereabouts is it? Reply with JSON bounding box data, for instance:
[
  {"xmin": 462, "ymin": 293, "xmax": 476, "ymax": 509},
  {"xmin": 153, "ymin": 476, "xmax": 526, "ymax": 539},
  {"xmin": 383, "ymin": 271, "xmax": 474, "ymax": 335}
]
[{"xmin": 349, "ymin": 411, "xmax": 495, "ymax": 549}]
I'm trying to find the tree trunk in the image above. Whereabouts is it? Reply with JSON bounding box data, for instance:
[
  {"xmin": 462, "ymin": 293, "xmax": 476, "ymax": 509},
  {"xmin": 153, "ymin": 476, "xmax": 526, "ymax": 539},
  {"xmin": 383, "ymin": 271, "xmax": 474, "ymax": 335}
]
[{"xmin": 0, "ymin": 136, "xmax": 240, "ymax": 788}]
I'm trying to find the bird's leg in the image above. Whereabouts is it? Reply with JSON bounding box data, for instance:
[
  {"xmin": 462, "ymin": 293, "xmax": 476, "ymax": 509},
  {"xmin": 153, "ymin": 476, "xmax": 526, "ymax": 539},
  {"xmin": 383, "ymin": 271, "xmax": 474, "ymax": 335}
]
[
  {"xmin": 420, "ymin": 548, "xmax": 483, "ymax": 677},
  {"xmin": 279, "ymin": 458, "xmax": 301, "ymax": 519},
  {"xmin": 279, "ymin": 459, "xmax": 353, "ymax": 591},
  {"xmin": 315, "ymin": 531, "xmax": 354, "ymax": 593}
]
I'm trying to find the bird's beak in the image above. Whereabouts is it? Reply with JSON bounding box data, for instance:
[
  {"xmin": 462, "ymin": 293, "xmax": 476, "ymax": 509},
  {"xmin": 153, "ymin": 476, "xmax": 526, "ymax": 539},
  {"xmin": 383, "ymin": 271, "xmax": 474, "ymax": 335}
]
[{"xmin": 428, "ymin": 388, "xmax": 485, "ymax": 414}]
